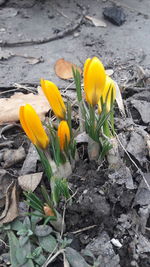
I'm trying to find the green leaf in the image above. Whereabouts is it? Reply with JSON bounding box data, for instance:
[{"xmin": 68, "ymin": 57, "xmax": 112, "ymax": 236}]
[
  {"xmin": 21, "ymin": 259, "xmax": 35, "ymax": 267},
  {"xmin": 34, "ymin": 225, "xmax": 53, "ymax": 237},
  {"xmin": 27, "ymin": 246, "xmax": 46, "ymax": 265},
  {"xmin": 34, "ymin": 254, "xmax": 46, "ymax": 265},
  {"xmin": 10, "ymin": 219, "xmax": 24, "ymax": 231},
  {"xmin": 17, "ymin": 228, "xmax": 28, "ymax": 236},
  {"xmin": 36, "ymin": 147, "xmax": 53, "ymax": 181},
  {"xmin": 38, "ymin": 235, "xmax": 57, "ymax": 253},
  {"xmin": 31, "ymin": 246, "xmax": 42, "ymax": 258},
  {"xmin": 51, "ymin": 176, "xmax": 70, "ymax": 205},
  {"xmin": 19, "ymin": 236, "xmax": 29, "ymax": 246},
  {"xmin": 7, "ymin": 231, "xmax": 20, "ymax": 266},
  {"xmin": 65, "ymin": 247, "xmax": 89, "ymax": 267},
  {"xmin": 16, "ymin": 246, "xmax": 28, "ymax": 265},
  {"xmin": 72, "ymin": 67, "xmax": 82, "ymax": 102},
  {"xmin": 23, "ymin": 216, "xmax": 31, "ymax": 229},
  {"xmin": 40, "ymin": 185, "xmax": 53, "ymax": 208},
  {"xmin": 31, "ymin": 211, "xmax": 42, "ymax": 230}
]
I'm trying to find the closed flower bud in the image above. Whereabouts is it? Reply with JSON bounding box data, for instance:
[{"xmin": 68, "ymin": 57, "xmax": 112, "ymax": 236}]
[
  {"xmin": 43, "ymin": 205, "xmax": 55, "ymax": 217},
  {"xmin": 98, "ymin": 76, "xmax": 116, "ymax": 113},
  {"xmin": 41, "ymin": 79, "xmax": 66, "ymax": 120},
  {"xmin": 19, "ymin": 104, "xmax": 49, "ymax": 149},
  {"xmin": 84, "ymin": 57, "xmax": 106, "ymax": 106},
  {"xmin": 57, "ymin": 121, "xmax": 70, "ymax": 150}
]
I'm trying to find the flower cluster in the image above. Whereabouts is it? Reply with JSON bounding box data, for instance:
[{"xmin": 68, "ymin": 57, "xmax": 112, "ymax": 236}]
[
  {"xmin": 19, "ymin": 56, "xmax": 116, "ymax": 222},
  {"xmin": 19, "ymin": 56, "xmax": 117, "ymax": 172}
]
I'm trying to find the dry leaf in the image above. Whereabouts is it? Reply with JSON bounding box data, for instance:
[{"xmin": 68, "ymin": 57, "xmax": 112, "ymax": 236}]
[
  {"xmin": 85, "ymin": 15, "xmax": 107, "ymax": 27},
  {"xmin": 0, "ymin": 181, "xmax": 18, "ymax": 224},
  {"xmin": 0, "ymin": 86, "xmax": 50, "ymax": 124},
  {"xmin": 3, "ymin": 146, "xmax": 26, "ymax": 168},
  {"xmin": 0, "ymin": 169, "xmax": 13, "ymax": 208},
  {"xmin": 25, "ymin": 56, "xmax": 44, "ymax": 65},
  {"xmin": 18, "ymin": 172, "xmax": 43, "ymax": 192},
  {"xmin": 55, "ymin": 58, "xmax": 82, "ymax": 80}
]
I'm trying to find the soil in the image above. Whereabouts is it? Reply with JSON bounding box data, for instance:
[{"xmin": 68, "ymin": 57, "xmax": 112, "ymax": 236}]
[{"xmin": 0, "ymin": 0, "xmax": 150, "ymax": 267}]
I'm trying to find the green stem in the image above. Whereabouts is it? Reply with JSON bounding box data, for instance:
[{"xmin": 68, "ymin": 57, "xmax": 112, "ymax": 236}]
[
  {"xmin": 79, "ymin": 102, "xmax": 85, "ymax": 133},
  {"xmin": 89, "ymin": 105, "xmax": 96, "ymax": 140},
  {"xmin": 36, "ymin": 147, "xmax": 53, "ymax": 182},
  {"xmin": 110, "ymin": 108, "xmax": 115, "ymax": 136},
  {"xmin": 103, "ymin": 119, "xmax": 111, "ymax": 138}
]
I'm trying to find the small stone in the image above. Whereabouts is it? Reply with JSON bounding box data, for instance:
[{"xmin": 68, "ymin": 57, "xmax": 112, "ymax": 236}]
[
  {"xmin": 111, "ymin": 238, "xmax": 122, "ymax": 248},
  {"xmin": 103, "ymin": 6, "xmax": 126, "ymax": 26}
]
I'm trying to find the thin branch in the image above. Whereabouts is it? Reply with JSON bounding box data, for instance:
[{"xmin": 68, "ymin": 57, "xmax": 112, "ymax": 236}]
[
  {"xmin": 42, "ymin": 248, "xmax": 64, "ymax": 267},
  {"xmin": 0, "ymin": 14, "xmax": 84, "ymax": 47}
]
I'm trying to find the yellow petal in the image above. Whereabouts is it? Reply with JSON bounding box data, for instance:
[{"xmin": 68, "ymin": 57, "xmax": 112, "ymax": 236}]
[
  {"xmin": 102, "ymin": 76, "xmax": 116, "ymax": 112},
  {"xmin": 19, "ymin": 104, "xmax": 49, "ymax": 149},
  {"xmin": 19, "ymin": 106, "xmax": 36, "ymax": 145},
  {"xmin": 98, "ymin": 100, "xmax": 102, "ymax": 114},
  {"xmin": 41, "ymin": 79, "xmax": 66, "ymax": 120},
  {"xmin": 24, "ymin": 104, "xmax": 49, "ymax": 149},
  {"xmin": 57, "ymin": 120, "xmax": 70, "ymax": 150},
  {"xmin": 84, "ymin": 57, "xmax": 106, "ymax": 106}
]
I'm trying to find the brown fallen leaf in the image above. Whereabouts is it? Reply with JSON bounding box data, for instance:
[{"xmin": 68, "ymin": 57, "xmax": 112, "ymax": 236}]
[
  {"xmin": 3, "ymin": 146, "xmax": 26, "ymax": 168},
  {"xmin": 0, "ymin": 86, "xmax": 50, "ymax": 124},
  {"xmin": 18, "ymin": 172, "xmax": 43, "ymax": 192},
  {"xmin": 0, "ymin": 181, "xmax": 18, "ymax": 224},
  {"xmin": 25, "ymin": 56, "xmax": 44, "ymax": 65},
  {"xmin": 54, "ymin": 58, "xmax": 82, "ymax": 80},
  {"xmin": 85, "ymin": 15, "xmax": 107, "ymax": 27},
  {"xmin": 0, "ymin": 169, "xmax": 13, "ymax": 208}
]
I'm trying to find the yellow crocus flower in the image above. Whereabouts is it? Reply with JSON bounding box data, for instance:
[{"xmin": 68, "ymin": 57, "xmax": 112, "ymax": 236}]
[
  {"xmin": 84, "ymin": 57, "xmax": 106, "ymax": 106},
  {"xmin": 41, "ymin": 79, "xmax": 66, "ymax": 120},
  {"xmin": 19, "ymin": 104, "xmax": 49, "ymax": 149},
  {"xmin": 98, "ymin": 76, "xmax": 116, "ymax": 113},
  {"xmin": 57, "ymin": 120, "xmax": 70, "ymax": 151}
]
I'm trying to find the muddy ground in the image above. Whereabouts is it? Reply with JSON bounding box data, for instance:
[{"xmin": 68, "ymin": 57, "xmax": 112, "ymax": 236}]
[{"xmin": 0, "ymin": 0, "xmax": 150, "ymax": 267}]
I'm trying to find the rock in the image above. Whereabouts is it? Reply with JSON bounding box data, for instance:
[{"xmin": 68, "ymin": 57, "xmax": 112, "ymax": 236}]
[
  {"xmin": 85, "ymin": 231, "xmax": 120, "ymax": 267},
  {"xmin": 108, "ymin": 165, "xmax": 134, "ymax": 190},
  {"xmin": 103, "ymin": 6, "xmax": 126, "ymax": 26},
  {"xmin": 133, "ymin": 173, "xmax": 150, "ymax": 206},
  {"xmin": 130, "ymin": 99, "xmax": 150, "ymax": 124},
  {"xmin": 126, "ymin": 131, "xmax": 147, "ymax": 165},
  {"xmin": 20, "ymin": 144, "xmax": 39, "ymax": 175},
  {"xmin": 137, "ymin": 234, "xmax": 150, "ymax": 254}
]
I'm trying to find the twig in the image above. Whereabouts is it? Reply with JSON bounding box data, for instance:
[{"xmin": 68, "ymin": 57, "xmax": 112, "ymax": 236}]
[
  {"xmin": 61, "ymin": 201, "xmax": 67, "ymax": 239},
  {"xmin": 0, "ymin": 238, "xmax": 9, "ymax": 248},
  {"xmin": 0, "ymin": 83, "xmax": 36, "ymax": 95},
  {"xmin": 60, "ymin": 189, "xmax": 78, "ymax": 238},
  {"xmin": 0, "ymin": 14, "xmax": 84, "ymax": 47},
  {"xmin": 42, "ymin": 248, "xmax": 64, "ymax": 267},
  {"xmin": 70, "ymin": 224, "xmax": 97, "ymax": 234},
  {"xmin": 43, "ymin": 190, "xmax": 77, "ymax": 266}
]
